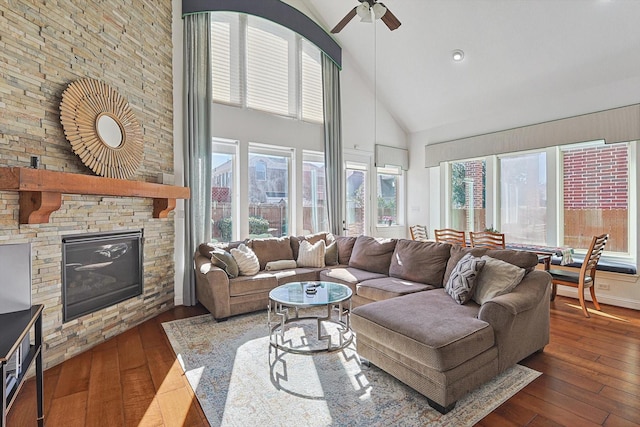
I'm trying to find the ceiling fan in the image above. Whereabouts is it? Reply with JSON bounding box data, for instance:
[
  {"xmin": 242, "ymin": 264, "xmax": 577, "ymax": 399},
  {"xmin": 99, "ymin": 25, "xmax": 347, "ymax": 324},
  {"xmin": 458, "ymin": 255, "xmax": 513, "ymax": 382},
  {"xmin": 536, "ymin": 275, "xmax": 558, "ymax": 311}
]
[{"xmin": 331, "ymin": 0, "xmax": 401, "ymax": 33}]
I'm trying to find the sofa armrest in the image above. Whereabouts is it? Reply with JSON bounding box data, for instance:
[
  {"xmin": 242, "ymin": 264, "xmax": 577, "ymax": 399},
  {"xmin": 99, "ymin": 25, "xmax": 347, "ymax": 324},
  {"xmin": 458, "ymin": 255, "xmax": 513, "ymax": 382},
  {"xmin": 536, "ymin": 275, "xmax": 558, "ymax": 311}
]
[
  {"xmin": 194, "ymin": 252, "xmax": 231, "ymax": 319},
  {"xmin": 477, "ymin": 270, "xmax": 551, "ymax": 371},
  {"xmin": 479, "ymin": 270, "xmax": 551, "ymax": 316}
]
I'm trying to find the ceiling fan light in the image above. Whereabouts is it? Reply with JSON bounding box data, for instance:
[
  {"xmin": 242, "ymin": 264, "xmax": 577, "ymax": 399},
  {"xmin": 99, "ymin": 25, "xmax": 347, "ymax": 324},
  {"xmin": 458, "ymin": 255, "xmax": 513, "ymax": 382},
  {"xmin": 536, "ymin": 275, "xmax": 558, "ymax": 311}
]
[
  {"xmin": 356, "ymin": 3, "xmax": 372, "ymax": 22},
  {"xmin": 372, "ymin": 3, "xmax": 387, "ymax": 19}
]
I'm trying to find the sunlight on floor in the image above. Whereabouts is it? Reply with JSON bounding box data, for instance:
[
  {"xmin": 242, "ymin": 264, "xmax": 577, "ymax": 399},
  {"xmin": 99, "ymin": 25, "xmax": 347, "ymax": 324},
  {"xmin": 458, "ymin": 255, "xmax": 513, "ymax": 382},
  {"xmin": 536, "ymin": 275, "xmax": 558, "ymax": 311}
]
[{"xmin": 564, "ymin": 303, "xmax": 630, "ymax": 321}]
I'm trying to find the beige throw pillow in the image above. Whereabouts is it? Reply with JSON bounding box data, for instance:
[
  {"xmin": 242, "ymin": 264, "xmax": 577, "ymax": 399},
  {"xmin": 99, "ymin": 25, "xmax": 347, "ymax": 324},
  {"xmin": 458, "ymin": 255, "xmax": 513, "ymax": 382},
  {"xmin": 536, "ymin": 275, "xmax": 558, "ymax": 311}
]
[
  {"xmin": 230, "ymin": 244, "xmax": 260, "ymax": 276},
  {"xmin": 297, "ymin": 239, "xmax": 326, "ymax": 268},
  {"xmin": 472, "ymin": 255, "xmax": 526, "ymax": 305}
]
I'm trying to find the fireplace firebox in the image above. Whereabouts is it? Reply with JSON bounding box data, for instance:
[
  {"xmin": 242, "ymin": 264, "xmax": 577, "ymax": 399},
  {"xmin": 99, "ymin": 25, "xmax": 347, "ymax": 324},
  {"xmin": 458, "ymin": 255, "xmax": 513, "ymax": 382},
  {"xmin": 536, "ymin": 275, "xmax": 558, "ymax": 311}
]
[{"xmin": 62, "ymin": 230, "xmax": 143, "ymax": 322}]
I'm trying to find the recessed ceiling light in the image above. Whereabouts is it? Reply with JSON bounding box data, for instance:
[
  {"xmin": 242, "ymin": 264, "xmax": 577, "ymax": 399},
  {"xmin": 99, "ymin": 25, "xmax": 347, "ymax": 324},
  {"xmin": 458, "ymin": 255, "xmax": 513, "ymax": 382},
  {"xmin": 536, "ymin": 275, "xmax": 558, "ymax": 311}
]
[{"xmin": 452, "ymin": 49, "xmax": 465, "ymax": 62}]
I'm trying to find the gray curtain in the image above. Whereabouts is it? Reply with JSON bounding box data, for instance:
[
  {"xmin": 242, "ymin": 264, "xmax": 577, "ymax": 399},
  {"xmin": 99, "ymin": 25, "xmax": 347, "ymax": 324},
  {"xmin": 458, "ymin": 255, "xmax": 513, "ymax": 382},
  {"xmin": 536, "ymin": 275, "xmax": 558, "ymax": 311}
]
[
  {"xmin": 322, "ymin": 54, "xmax": 344, "ymax": 236},
  {"xmin": 182, "ymin": 13, "xmax": 212, "ymax": 305}
]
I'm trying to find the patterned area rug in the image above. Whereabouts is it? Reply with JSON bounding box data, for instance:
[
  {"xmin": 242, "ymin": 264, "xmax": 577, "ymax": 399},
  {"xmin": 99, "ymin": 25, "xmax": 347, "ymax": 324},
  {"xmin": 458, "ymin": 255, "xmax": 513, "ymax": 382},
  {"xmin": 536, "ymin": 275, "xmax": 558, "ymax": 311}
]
[{"xmin": 162, "ymin": 311, "xmax": 540, "ymax": 427}]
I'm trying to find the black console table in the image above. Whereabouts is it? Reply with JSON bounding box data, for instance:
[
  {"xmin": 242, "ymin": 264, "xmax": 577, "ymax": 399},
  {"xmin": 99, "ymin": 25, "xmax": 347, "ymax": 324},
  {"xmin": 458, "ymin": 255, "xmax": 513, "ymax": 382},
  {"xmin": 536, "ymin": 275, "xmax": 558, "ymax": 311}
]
[{"xmin": 1, "ymin": 305, "xmax": 44, "ymax": 427}]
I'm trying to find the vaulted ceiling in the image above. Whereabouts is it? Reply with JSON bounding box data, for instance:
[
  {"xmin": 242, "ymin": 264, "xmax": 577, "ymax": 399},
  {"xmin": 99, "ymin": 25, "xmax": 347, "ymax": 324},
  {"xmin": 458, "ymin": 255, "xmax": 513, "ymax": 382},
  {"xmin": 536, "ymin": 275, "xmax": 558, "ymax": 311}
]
[{"xmin": 301, "ymin": 0, "xmax": 640, "ymax": 142}]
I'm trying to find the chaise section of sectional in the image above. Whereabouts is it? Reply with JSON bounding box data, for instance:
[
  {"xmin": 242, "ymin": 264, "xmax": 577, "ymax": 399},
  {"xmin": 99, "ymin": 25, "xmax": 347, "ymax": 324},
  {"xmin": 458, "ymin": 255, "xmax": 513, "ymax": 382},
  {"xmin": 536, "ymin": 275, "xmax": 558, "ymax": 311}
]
[{"xmin": 351, "ymin": 290, "xmax": 499, "ymax": 413}]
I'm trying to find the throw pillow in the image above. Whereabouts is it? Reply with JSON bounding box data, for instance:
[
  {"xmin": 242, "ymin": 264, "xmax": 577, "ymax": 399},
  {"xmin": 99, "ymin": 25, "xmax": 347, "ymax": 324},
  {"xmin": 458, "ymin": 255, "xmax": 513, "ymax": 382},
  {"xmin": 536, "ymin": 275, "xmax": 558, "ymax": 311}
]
[
  {"xmin": 324, "ymin": 241, "xmax": 339, "ymax": 266},
  {"xmin": 444, "ymin": 253, "xmax": 486, "ymax": 304},
  {"xmin": 230, "ymin": 244, "xmax": 260, "ymax": 276},
  {"xmin": 297, "ymin": 239, "xmax": 326, "ymax": 268},
  {"xmin": 264, "ymin": 260, "xmax": 297, "ymax": 271},
  {"xmin": 473, "ymin": 255, "xmax": 526, "ymax": 305},
  {"xmin": 209, "ymin": 248, "xmax": 239, "ymax": 278}
]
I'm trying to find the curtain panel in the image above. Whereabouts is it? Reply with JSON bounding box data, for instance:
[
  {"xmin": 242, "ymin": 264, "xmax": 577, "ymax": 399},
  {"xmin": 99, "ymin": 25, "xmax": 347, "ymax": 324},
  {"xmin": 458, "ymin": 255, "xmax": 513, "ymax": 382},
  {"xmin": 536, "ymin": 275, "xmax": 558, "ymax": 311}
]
[
  {"xmin": 182, "ymin": 13, "xmax": 213, "ymax": 305},
  {"xmin": 322, "ymin": 54, "xmax": 345, "ymax": 236}
]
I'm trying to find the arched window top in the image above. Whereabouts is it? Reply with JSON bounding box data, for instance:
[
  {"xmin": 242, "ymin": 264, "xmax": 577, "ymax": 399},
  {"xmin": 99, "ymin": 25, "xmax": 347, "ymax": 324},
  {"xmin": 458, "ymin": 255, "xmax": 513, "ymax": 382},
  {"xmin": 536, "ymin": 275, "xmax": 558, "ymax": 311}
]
[{"xmin": 183, "ymin": 0, "xmax": 342, "ymax": 68}]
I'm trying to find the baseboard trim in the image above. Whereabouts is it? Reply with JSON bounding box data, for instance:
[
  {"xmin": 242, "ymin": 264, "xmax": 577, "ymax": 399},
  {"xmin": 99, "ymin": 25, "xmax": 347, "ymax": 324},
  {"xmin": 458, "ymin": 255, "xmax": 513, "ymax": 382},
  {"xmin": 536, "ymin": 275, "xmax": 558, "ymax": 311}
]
[{"xmin": 555, "ymin": 289, "xmax": 640, "ymax": 311}]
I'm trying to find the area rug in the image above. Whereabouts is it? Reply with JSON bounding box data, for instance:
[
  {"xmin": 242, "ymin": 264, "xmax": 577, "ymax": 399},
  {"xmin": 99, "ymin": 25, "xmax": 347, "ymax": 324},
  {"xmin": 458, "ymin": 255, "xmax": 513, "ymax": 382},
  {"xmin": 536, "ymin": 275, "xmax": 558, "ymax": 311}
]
[{"xmin": 162, "ymin": 312, "xmax": 540, "ymax": 427}]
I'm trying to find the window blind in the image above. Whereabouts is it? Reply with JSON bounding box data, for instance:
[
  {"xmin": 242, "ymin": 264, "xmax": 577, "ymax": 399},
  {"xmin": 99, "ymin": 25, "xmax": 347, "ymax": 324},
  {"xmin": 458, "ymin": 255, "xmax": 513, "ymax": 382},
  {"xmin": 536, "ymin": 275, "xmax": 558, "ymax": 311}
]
[
  {"xmin": 211, "ymin": 13, "xmax": 240, "ymax": 105},
  {"xmin": 246, "ymin": 16, "xmax": 291, "ymax": 116},
  {"xmin": 301, "ymin": 39, "xmax": 323, "ymax": 123}
]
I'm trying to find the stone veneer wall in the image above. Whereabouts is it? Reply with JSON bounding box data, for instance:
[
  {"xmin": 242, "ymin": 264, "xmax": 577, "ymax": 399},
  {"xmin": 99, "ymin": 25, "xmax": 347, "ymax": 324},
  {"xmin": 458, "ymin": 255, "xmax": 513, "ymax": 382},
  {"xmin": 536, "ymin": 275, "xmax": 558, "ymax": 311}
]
[{"xmin": 0, "ymin": 1, "xmax": 176, "ymax": 368}]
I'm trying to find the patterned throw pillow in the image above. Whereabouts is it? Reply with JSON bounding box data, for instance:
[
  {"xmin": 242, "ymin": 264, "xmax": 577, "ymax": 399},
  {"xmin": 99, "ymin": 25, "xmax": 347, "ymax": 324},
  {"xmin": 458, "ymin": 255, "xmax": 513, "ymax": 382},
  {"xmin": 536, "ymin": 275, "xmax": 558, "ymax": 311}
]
[
  {"xmin": 230, "ymin": 244, "xmax": 260, "ymax": 276},
  {"xmin": 297, "ymin": 239, "xmax": 326, "ymax": 268},
  {"xmin": 210, "ymin": 248, "xmax": 239, "ymax": 278},
  {"xmin": 445, "ymin": 253, "xmax": 486, "ymax": 304}
]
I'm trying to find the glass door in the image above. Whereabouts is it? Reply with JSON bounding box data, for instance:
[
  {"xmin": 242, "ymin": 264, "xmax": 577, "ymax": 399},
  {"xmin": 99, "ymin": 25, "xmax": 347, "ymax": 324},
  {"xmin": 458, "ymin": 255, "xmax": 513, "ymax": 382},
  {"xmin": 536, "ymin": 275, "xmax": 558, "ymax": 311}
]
[{"xmin": 345, "ymin": 161, "xmax": 368, "ymax": 236}]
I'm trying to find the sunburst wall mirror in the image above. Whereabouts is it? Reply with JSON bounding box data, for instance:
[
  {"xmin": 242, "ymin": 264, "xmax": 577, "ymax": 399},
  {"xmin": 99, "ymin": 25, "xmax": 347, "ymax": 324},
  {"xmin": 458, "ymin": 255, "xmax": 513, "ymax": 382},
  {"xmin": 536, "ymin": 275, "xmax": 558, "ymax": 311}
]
[{"xmin": 60, "ymin": 78, "xmax": 143, "ymax": 179}]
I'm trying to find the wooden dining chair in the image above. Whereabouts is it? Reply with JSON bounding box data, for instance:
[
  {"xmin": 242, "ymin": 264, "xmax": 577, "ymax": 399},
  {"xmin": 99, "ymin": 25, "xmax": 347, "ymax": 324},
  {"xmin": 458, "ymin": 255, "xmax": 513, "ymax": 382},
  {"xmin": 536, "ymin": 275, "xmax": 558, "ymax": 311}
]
[
  {"xmin": 410, "ymin": 225, "xmax": 428, "ymax": 241},
  {"xmin": 548, "ymin": 233, "xmax": 608, "ymax": 318},
  {"xmin": 470, "ymin": 230, "xmax": 506, "ymax": 249},
  {"xmin": 434, "ymin": 229, "xmax": 467, "ymax": 246}
]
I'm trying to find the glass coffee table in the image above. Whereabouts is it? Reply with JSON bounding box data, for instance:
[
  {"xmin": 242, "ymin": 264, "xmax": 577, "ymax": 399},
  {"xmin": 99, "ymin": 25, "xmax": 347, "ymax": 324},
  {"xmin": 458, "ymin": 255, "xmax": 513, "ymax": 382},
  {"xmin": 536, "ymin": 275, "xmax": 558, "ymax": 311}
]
[{"xmin": 268, "ymin": 281, "xmax": 353, "ymax": 354}]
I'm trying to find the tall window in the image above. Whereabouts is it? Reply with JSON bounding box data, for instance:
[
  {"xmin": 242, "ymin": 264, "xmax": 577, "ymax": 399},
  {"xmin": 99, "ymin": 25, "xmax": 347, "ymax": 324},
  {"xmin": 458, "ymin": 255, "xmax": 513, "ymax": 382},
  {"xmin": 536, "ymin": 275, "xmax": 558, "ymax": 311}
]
[
  {"xmin": 211, "ymin": 140, "xmax": 238, "ymax": 242},
  {"xmin": 450, "ymin": 160, "xmax": 486, "ymax": 232},
  {"xmin": 562, "ymin": 142, "xmax": 629, "ymax": 253},
  {"xmin": 248, "ymin": 147, "xmax": 292, "ymax": 238},
  {"xmin": 302, "ymin": 152, "xmax": 329, "ymax": 234},
  {"xmin": 500, "ymin": 152, "xmax": 547, "ymax": 245},
  {"xmin": 211, "ymin": 12, "xmax": 323, "ymax": 123},
  {"xmin": 377, "ymin": 167, "xmax": 403, "ymax": 226},
  {"xmin": 346, "ymin": 162, "xmax": 367, "ymax": 236}
]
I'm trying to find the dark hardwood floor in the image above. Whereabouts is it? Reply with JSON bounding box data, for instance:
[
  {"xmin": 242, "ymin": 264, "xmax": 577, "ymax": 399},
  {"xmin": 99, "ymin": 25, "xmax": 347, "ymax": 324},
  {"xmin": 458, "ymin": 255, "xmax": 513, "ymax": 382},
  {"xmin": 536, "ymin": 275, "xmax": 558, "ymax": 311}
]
[{"xmin": 7, "ymin": 296, "xmax": 640, "ymax": 426}]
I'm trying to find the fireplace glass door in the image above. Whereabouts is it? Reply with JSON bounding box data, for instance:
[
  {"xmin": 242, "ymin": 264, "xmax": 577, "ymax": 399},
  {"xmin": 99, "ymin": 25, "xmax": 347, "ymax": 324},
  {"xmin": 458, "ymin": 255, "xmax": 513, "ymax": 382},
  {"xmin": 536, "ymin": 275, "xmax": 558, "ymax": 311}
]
[{"xmin": 62, "ymin": 230, "xmax": 143, "ymax": 322}]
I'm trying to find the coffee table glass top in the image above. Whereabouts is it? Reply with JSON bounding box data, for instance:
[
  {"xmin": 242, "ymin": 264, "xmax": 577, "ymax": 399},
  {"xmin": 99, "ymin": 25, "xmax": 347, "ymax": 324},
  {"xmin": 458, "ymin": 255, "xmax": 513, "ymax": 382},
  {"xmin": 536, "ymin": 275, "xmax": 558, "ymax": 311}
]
[{"xmin": 269, "ymin": 281, "xmax": 352, "ymax": 307}]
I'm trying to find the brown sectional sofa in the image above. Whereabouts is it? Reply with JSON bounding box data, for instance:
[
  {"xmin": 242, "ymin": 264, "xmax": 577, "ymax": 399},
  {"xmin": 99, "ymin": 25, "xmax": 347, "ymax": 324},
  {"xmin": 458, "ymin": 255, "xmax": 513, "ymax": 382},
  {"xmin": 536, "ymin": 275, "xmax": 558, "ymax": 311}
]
[{"xmin": 193, "ymin": 233, "xmax": 551, "ymax": 414}]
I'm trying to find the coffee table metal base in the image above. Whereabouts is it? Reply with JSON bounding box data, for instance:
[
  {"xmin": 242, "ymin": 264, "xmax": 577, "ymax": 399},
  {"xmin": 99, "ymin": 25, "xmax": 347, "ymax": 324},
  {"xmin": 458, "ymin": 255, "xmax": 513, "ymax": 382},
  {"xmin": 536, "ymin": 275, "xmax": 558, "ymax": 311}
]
[{"xmin": 268, "ymin": 300, "xmax": 353, "ymax": 355}]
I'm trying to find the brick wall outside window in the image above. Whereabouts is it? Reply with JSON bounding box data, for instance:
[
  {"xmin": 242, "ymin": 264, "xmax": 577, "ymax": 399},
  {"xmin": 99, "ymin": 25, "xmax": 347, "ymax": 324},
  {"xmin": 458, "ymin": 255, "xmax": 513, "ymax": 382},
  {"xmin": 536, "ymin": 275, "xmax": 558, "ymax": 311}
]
[
  {"xmin": 563, "ymin": 145, "xmax": 628, "ymax": 209},
  {"xmin": 563, "ymin": 144, "xmax": 628, "ymax": 252}
]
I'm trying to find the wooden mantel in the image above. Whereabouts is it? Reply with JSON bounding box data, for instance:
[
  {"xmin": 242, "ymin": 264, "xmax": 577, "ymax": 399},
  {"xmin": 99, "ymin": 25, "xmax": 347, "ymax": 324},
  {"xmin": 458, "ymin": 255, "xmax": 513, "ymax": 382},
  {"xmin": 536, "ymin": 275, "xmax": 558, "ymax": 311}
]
[{"xmin": 0, "ymin": 167, "xmax": 190, "ymax": 224}]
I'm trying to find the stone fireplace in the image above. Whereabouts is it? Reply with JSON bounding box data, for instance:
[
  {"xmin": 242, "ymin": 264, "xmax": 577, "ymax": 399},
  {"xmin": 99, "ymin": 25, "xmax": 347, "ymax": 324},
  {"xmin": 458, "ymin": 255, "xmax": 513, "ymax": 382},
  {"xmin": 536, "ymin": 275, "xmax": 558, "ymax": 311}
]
[{"xmin": 0, "ymin": 0, "xmax": 176, "ymax": 369}]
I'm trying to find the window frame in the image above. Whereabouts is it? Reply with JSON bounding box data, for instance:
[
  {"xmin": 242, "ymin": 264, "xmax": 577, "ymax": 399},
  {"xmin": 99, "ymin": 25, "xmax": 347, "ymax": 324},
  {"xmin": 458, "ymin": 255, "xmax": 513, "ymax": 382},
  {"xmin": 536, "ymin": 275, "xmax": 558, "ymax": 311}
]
[
  {"xmin": 442, "ymin": 140, "xmax": 636, "ymax": 262},
  {"xmin": 376, "ymin": 166, "xmax": 405, "ymax": 227}
]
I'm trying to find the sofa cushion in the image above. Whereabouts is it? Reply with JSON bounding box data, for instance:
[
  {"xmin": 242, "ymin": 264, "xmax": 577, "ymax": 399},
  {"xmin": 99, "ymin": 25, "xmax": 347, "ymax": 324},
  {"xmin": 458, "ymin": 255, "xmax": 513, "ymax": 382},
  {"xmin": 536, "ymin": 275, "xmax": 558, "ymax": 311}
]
[
  {"xmin": 389, "ymin": 239, "xmax": 451, "ymax": 286},
  {"xmin": 325, "ymin": 241, "xmax": 339, "ymax": 266},
  {"xmin": 273, "ymin": 268, "xmax": 321, "ymax": 285},
  {"xmin": 349, "ymin": 236, "xmax": 397, "ymax": 275},
  {"xmin": 297, "ymin": 239, "xmax": 326, "ymax": 268},
  {"xmin": 319, "ymin": 267, "xmax": 387, "ymax": 286},
  {"xmin": 473, "ymin": 256, "xmax": 526, "ymax": 305},
  {"xmin": 249, "ymin": 237, "xmax": 294, "ymax": 270},
  {"xmin": 485, "ymin": 249, "xmax": 539, "ymax": 273},
  {"xmin": 351, "ymin": 289, "xmax": 494, "ymax": 371},
  {"xmin": 444, "ymin": 253, "xmax": 486, "ymax": 304},
  {"xmin": 230, "ymin": 244, "xmax": 260, "ymax": 276},
  {"xmin": 335, "ymin": 236, "xmax": 357, "ymax": 265},
  {"xmin": 228, "ymin": 273, "xmax": 278, "ymax": 296},
  {"xmin": 210, "ymin": 248, "xmax": 239, "ymax": 279},
  {"xmin": 443, "ymin": 246, "xmax": 488, "ymax": 285},
  {"xmin": 357, "ymin": 277, "xmax": 434, "ymax": 302}
]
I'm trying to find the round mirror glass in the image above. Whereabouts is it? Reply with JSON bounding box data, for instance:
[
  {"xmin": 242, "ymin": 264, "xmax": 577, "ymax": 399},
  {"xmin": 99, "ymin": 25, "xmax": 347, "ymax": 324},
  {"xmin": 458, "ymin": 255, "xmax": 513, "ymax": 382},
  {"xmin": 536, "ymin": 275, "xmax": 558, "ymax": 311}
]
[{"xmin": 96, "ymin": 114, "xmax": 123, "ymax": 148}]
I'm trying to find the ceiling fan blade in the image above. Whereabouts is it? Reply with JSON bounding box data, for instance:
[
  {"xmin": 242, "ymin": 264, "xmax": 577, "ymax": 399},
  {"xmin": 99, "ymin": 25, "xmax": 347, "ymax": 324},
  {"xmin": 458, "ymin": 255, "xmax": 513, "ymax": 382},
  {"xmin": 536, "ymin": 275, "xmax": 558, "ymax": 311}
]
[
  {"xmin": 331, "ymin": 7, "xmax": 357, "ymax": 33},
  {"xmin": 379, "ymin": 4, "xmax": 401, "ymax": 31}
]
